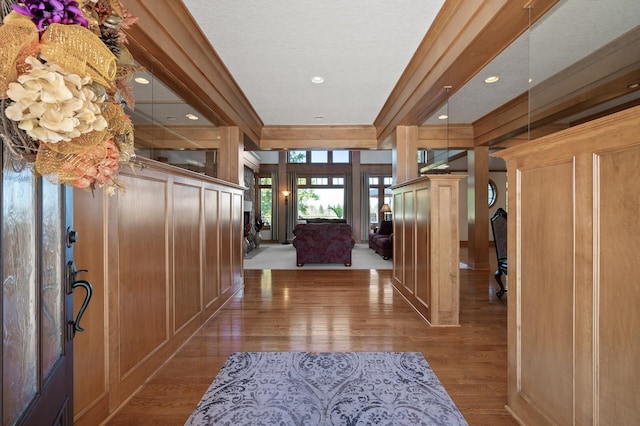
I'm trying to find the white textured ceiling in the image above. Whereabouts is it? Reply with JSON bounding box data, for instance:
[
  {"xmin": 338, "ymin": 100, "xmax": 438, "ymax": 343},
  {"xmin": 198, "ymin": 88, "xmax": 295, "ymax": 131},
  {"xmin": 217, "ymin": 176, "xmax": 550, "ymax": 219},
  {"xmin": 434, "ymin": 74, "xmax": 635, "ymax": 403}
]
[
  {"xmin": 132, "ymin": 0, "xmax": 640, "ymax": 130},
  {"xmin": 182, "ymin": 0, "xmax": 446, "ymax": 125}
]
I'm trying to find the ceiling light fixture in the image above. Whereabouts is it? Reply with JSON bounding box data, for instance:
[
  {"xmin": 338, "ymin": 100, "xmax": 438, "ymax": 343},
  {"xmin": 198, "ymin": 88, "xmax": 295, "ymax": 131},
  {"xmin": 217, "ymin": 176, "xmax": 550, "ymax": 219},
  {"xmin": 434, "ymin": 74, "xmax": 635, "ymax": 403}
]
[
  {"xmin": 628, "ymin": 83, "xmax": 640, "ymax": 89},
  {"xmin": 311, "ymin": 76, "xmax": 324, "ymax": 84},
  {"xmin": 314, "ymin": 116, "xmax": 324, "ymax": 120},
  {"xmin": 484, "ymin": 76, "xmax": 500, "ymax": 84},
  {"xmin": 185, "ymin": 113, "xmax": 199, "ymax": 120},
  {"xmin": 134, "ymin": 77, "xmax": 149, "ymax": 84},
  {"xmin": 438, "ymin": 114, "xmax": 448, "ymax": 120}
]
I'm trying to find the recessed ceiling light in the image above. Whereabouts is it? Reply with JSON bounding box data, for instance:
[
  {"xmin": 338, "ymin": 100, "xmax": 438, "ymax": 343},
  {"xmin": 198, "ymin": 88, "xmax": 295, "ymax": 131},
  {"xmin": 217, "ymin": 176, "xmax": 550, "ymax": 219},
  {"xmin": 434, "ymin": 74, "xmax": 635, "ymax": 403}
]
[
  {"xmin": 134, "ymin": 77, "xmax": 150, "ymax": 84},
  {"xmin": 628, "ymin": 83, "xmax": 640, "ymax": 89},
  {"xmin": 185, "ymin": 113, "xmax": 199, "ymax": 120},
  {"xmin": 165, "ymin": 116, "xmax": 176, "ymax": 121},
  {"xmin": 311, "ymin": 76, "xmax": 325, "ymax": 84},
  {"xmin": 314, "ymin": 116, "xmax": 324, "ymax": 120},
  {"xmin": 484, "ymin": 76, "xmax": 500, "ymax": 84},
  {"xmin": 438, "ymin": 114, "xmax": 448, "ymax": 120}
]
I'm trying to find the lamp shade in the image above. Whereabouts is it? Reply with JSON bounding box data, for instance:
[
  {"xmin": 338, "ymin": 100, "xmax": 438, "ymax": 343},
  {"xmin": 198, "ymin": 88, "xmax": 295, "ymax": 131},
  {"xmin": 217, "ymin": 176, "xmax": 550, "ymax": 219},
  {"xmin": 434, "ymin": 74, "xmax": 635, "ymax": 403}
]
[
  {"xmin": 281, "ymin": 190, "xmax": 290, "ymax": 197},
  {"xmin": 380, "ymin": 203, "xmax": 391, "ymax": 213}
]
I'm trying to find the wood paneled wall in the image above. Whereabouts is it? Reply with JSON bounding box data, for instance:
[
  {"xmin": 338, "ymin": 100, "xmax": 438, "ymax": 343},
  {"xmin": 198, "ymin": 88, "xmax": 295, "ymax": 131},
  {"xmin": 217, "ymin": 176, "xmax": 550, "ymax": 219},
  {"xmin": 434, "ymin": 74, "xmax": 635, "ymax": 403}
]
[
  {"xmin": 391, "ymin": 175, "xmax": 464, "ymax": 326},
  {"xmin": 495, "ymin": 106, "xmax": 640, "ymax": 425},
  {"xmin": 72, "ymin": 159, "xmax": 244, "ymax": 425}
]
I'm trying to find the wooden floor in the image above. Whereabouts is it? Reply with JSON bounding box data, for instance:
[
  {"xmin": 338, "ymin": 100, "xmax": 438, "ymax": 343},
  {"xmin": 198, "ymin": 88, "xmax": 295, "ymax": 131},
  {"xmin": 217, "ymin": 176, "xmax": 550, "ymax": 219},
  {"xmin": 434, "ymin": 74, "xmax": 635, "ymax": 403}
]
[{"xmin": 106, "ymin": 249, "xmax": 517, "ymax": 425}]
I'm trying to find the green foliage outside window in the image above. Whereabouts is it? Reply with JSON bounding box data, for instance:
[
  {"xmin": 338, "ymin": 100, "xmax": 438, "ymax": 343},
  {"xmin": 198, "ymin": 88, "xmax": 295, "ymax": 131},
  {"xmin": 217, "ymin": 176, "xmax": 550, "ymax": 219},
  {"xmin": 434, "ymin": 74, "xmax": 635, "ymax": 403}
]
[{"xmin": 260, "ymin": 188, "xmax": 272, "ymax": 225}]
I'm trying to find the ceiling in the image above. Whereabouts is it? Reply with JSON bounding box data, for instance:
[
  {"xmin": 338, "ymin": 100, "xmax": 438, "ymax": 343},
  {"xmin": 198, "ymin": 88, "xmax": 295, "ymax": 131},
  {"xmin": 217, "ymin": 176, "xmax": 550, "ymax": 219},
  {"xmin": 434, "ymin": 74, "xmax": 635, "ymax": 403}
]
[{"xmin": 128, "ymin": 0, "xmax": 640, "ymax": 145}]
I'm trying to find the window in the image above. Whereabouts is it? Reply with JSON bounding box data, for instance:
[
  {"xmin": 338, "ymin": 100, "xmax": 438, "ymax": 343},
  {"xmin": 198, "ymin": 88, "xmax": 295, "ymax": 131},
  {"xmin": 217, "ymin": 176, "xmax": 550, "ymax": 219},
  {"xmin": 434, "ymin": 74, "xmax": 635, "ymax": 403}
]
[
  {"xmin": 288, "ymin": 150, "xmax": 306, "ymax": 163},
  {"xmin": 332, "ymin": 150, "xmax": 350, "ymax": 163},
  {"xmin": 310, "ymin": 177, "xmax": 328, "ymax": 185},
  {"xmin": 310, "ymin": 150, "xmax": 328, "ymax": 163},
  {"xmin": 296, "ymin": 174, "xmax": 345, "ymax": 219},
  {"xmin": 488, "ymin": 179, "xmax": 498, "ymax": 207},
  {"xmin": 259, "ymin": 177, "xmax": 273, "ymax": 226},
  {"xmin": 368, "ymin": 175, "xmax": 392, "ymax": 226},
  {"xmin": 287, "ymin": 150, "xmax": 351, "ymax": 164}
]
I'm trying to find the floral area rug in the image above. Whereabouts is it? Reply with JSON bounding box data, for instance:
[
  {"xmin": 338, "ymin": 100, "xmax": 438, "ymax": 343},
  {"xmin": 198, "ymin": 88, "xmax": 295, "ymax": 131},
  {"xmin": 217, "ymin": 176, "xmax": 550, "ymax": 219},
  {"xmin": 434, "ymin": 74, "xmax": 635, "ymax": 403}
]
[{"xmin": 185, "ymin": 351, "xmax": 468, "ymax": 426}]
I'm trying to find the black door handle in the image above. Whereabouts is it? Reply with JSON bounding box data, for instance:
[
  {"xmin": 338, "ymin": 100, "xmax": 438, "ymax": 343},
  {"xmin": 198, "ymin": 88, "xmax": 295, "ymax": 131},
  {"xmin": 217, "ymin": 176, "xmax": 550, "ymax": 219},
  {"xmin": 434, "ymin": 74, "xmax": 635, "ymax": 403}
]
[
  {"xmin": 69, "ymin": 279, "xmax": 93, "ymax": 337},
  {"xmin": 66, "ymin": 261, "xmax": 93, "ymax": 339}
]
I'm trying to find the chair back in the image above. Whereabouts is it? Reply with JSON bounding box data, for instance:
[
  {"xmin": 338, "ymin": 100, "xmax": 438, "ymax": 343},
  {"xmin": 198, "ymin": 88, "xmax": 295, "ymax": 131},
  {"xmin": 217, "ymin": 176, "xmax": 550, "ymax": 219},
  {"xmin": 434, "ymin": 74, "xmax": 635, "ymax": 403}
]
[{"xmin": 491, "ymin": 208, "xmax": 508, "ymax": 262}]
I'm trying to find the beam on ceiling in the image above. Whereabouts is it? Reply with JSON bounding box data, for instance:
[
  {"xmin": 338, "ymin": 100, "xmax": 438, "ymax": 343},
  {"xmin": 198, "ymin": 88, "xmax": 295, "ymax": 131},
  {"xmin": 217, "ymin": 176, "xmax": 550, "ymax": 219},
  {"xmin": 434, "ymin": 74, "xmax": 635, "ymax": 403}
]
[
  {"xmin": 375, "ymin": 0, "xmax": 559, "ymax": 145},
  {"xmin": 123, "ymin": 0, "xmax": 263, "ymax": 146}
]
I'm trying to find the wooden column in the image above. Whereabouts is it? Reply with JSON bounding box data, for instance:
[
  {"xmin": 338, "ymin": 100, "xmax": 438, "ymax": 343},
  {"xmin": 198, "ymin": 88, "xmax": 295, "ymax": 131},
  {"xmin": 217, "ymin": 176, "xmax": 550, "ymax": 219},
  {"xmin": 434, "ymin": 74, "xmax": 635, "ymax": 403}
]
[
  {"xmin": 495, "ymin": 106, "xmax": 640, "ymax": 426},
  {"xmin": 391, "ymin": 175, "xmax": 465, "ymax": 326},
  {"xmin": 217, "ymin": 126, "xmax": 243, "ymax": 185},
  {"xmin": 392, "ymin": 125, "xmax": 419, "ymax": 184},
  {"xmin": 351, "ymin": 151, "xmax": 362, "ymax": 241},
  {"xmin": 278, "ymin": 151, "xmax": 288, "ymax": 243},
  {"xmin": 204, "ymin": 149, "xmax": 217, "ymax": 177},
  {"xmin": 467, "ymin": 146, "xmax": 490, "ymax": 269}
]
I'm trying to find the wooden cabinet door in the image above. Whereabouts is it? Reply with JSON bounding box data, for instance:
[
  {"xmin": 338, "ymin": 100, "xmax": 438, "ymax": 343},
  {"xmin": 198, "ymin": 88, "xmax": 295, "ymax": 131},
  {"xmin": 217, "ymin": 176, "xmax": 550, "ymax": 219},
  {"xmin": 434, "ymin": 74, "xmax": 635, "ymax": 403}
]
[{"xmin": 2, "ymin": 153, "xmax": 82, "ymax": 425}]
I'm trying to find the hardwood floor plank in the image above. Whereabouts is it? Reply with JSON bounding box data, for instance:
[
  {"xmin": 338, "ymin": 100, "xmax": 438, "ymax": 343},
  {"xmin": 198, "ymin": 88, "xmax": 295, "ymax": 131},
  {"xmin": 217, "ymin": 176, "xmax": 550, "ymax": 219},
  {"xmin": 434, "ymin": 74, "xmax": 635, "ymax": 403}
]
[{"xmin": 105, "ymin": 251, "xmax": 516, "ymax": 425}]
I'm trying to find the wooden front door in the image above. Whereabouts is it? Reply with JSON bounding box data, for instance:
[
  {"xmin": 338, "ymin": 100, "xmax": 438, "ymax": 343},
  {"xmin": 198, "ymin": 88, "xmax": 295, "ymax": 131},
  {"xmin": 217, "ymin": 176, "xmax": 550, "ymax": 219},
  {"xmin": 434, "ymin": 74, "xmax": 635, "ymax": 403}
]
[{"xmin": 1, "ymin": 149, "xmax": 86, "ymax": 425}]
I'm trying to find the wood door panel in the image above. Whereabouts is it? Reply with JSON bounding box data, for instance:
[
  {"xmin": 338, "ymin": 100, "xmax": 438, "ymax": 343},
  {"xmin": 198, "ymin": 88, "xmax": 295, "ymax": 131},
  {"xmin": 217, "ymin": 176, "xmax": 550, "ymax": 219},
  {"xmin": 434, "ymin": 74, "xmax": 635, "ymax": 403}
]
[
  {"xmin": 118, "ymin": 175, "xmax": 169, "ymax": 375},
  {"xmin": 173, "ymin": 183, "xmax": 202, "ymax": 331},
  {"xmin": 518, "ymin": 161, "xmax": 575, "ymax": 426},
  {"xmin": 597, "ymin": 147, "xmax": 640, "ymax": 425}
]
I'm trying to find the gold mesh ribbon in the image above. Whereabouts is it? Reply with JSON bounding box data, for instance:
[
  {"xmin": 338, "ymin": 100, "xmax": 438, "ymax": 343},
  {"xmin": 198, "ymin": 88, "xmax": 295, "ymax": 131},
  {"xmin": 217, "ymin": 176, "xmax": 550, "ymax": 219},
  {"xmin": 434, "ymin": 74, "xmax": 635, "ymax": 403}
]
[
  {"xmin": 0, "ymin": 12, "xmax": 39, "ymax": 98},
  {"xmin": 103, "ymin": 102, "xmax": 135, "ymax": 163},
  {"xmin": 36, "ymin": 140, "xmax": 109, "ymax": 185},
  {"xmin": 40, "ymin": 23, "xmax": 117, "ymax": 87},
  {"xmin": 43, "ymin": 128, "xmax": 108, "ymax": 155}
]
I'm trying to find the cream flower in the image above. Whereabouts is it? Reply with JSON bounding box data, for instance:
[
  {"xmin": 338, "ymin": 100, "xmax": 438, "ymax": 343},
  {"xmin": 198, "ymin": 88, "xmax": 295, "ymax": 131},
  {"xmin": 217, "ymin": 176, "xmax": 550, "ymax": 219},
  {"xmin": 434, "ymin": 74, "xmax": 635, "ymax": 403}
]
[{"xmin": 4, "ymin": 56, "xmax": 107, "ymax": 143}]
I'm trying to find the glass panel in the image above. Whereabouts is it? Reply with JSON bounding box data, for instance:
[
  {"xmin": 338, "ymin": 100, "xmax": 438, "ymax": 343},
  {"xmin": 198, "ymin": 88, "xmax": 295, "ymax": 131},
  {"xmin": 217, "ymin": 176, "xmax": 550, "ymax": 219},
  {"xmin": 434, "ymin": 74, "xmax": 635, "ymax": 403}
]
[
  {"xmin": 288, "ymin": 150, "xmax": 306, "ymax": 163},
  {"xmin": 2, "ymin": 161, "xmax": 37, "ymax": 425},
  {"xmin": 310, "ymin": 177, "xmax": 328, "ymax": 185},
  {"xmin": 260, "ymin": 188, "xmax": 272, "ymax": 226},
  {"xmin": 128, "ymin": 62, "xmax": 218, "ymax": 176},
  {"xmin": 297, "ymin": 177, "xmax": 307, "ymax": 185},
  {"xmin": 332, "ymin": 150, "xmax": 350, "ymax": 163},
  {"xmin": 332, "ymin": 177, "xmax": 344, "ymax": 185},
  {"xmin": 41, "ymin": 180, "xmax": 63, "ymax": 380},
  {"xmin": 369, "ymin": 188, "xmax": 379, "ymax": 224},
  {"xmin": 369, "ymin": 177, "xmax": 379, "ymax": 185},
  {"xmin": 310, "ymin": 150, "xmax": 328, "ymax": 163},
  {"xmin": 259, "ymin": 177, "xmax": 272, "ymax": 185},
  {"xmin": 297, "ymin": 188, "xmax": 344, "ymax": 219},
  {"xmin": 383, "ymin": 177, "xmax": 393, "ymax": 186}
]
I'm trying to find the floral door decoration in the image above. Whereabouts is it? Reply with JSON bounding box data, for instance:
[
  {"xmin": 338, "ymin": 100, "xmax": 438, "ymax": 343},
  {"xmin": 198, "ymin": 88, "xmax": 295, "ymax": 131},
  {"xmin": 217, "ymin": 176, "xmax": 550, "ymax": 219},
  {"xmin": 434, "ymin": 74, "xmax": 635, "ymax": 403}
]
[{"xmin": 0, "ymin": 0, "xmax": 140, "ymax": 194}]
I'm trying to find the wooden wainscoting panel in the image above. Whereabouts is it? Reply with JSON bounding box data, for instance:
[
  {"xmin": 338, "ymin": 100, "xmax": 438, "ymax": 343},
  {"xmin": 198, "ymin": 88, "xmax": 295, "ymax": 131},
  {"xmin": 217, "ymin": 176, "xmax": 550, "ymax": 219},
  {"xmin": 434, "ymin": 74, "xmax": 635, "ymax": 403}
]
[
  {"xmin": 232, "ymin": 193, "xmax": 243, "ymax": 286},
  {"xmin": 431, "ymin": 181, "xmax": 460, "ymax": 325},
  {"xmin": 117, "ymin": 174, "xmax": 170, "ymax": 377},
  {"xmin": 402, "ymin": 191, "xmax": 415, "ymax": 295},
  {"xmin": 173, "ymin": 182, "xmax": 203, "ymax": 332},
  {"xmin": 392, "ymin": 192, "xmax": 404, "ymax": 285},
  {"xmin": 219, "ymin": 191, "xmax": 233, "ymax": 293},
  {"xmin": 415, "ymin": 187, "xmax": 431, "ymax": 311},
  {"xmin": 518, "ymin": 160, "xmax": 575, "ymax": 426},
  {"xmin": 597, "ymin": 146, "xmax": 640, "ymax": 425},
  {"xmin": 203, "ymin": 188, "xmax": 220, "ymax": 310},
  {"xmin": 391, "ymin": 176, "xmax": 463, "ymax": 326}
]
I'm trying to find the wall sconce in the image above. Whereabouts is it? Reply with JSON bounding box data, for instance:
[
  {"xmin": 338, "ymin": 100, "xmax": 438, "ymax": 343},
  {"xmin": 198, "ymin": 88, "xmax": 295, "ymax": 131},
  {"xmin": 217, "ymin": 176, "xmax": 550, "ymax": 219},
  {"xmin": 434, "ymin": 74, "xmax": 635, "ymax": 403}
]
[
  {"xmin": 380, "ymin": 203, "xmax": 392, "ymax": 221},
  {"xmin": 281, "ymin": 190, "xmax": 291, "ymax": 244}
]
